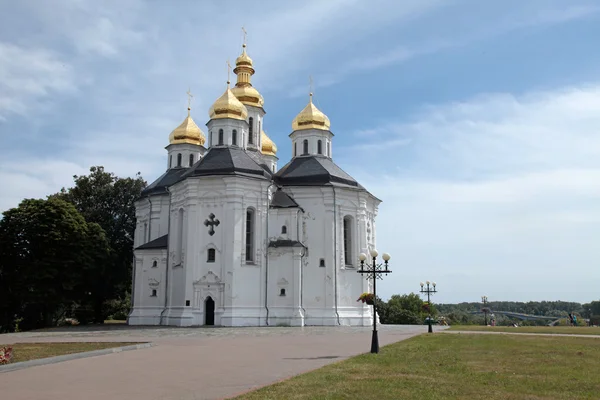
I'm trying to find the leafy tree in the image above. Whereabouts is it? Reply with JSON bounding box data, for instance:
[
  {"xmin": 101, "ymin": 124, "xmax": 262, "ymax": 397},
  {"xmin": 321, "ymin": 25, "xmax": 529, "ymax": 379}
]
[
  {"xmin": 386, "ymin": 308, "xmax": 421, "ymax": 325},
  {"xmin": 51, "ymin": 166, "xmax": 146, "ymax": 323},
  {"xmin": 582, "ymin": 301, "xmax": 600, "ymax": 318},
  {"xmin": 0, "ymin": 198, "xmax": 110, "ymax": 332},
  {"xmin": 377, "ymin": 293, "xmax": 432, "ymax": 325},
  {"xmin": 387, "ymin": 293, "xmax": 425, "ymax": 316}
]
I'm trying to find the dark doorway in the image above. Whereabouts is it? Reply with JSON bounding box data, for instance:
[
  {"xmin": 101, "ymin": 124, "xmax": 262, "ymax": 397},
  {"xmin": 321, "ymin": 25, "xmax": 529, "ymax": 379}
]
[{"xmin": 205, "ymin": 296, "xmax": 215, "ymax": 326}]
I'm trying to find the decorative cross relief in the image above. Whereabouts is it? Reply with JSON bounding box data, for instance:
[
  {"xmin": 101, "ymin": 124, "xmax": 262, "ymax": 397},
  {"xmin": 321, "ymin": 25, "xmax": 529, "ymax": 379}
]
[{"xmin": 204, "ymin": 213, "xmax": 220, "ymax": 236}]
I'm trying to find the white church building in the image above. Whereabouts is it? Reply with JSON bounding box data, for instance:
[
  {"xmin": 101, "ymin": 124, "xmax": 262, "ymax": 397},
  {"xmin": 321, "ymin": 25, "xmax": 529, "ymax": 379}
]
[{"xmin": 128, "ymin": 41, "xmax": 382, "ymax": 327}]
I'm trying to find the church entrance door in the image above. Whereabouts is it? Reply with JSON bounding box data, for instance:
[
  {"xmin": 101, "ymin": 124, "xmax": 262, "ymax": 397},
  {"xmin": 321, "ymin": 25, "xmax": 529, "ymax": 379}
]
[{"xmin": 205, "ymin": 296, "xmax": 215, "ymax": 326}]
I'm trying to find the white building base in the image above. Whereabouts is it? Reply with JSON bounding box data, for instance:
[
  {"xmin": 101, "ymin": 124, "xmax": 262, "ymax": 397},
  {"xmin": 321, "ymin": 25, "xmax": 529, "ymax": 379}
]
[{"xmin": 128, "ymin": 307, "xmax": 164, "ymax": 326}]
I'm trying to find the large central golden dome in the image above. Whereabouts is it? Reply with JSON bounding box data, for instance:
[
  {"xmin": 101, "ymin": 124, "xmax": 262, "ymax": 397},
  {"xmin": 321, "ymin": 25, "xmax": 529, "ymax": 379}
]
[
  {"xmin": 169, "ymin": 108, "xmax": 206, "ymax": 146},
  {"xmin": 231, "ymin": 44, "xmax": 264, "ymax": 108},
  {"xmin": 291, "ymin": 93, "xmax": 330, "ymax": 131},
  {"xmin": 261, "ymin": 130, "xmax": 277, "ymax": 156},
  {"xmin": 208, "ymin": 83, "xmax": 248, "ymax": 121}
]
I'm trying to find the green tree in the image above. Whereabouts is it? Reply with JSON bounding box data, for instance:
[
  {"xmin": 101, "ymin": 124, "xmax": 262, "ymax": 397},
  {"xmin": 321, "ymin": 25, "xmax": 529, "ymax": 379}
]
[
  {"xmin": 386, "ymin": 308, "xmax": 421, "ymax": 325},
  {"xmin": 51, "ymin": 166, "xmax": 146, "ymax": 323},
  {"xmin": 379, "ymin": 293, "xmax": 433, "ymax": 325},
  {"xmin": 0, "ymin": 198, "xmax": 110, "ymax": 332},
  {"xmin": 387, "ymin": 293, "xmax": 425, "ymax": 316}
]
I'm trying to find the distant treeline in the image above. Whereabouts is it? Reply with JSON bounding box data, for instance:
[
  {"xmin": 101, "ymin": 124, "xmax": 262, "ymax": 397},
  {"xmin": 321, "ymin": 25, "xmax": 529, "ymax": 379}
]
[
  {"xmin": 376, "ymin": 295, "xmax": 600, "ymax": 326},
  {"xmin": 436, "ymin": 300, "xmax": 599, "ymax": 318}
]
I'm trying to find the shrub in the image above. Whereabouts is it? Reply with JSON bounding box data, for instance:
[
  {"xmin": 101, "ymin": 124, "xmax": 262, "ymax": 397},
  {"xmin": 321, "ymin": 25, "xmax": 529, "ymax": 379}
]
[{"xmin": 0, "ymin": 346, "xmax": 13, "ymax": 365}]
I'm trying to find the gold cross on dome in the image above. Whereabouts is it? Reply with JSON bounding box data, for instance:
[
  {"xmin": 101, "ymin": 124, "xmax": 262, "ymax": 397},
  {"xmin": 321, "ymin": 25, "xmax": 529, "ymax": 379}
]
[
  {"xmin": 186, "ymin": 87, "xmax": 193, "ymax": 109},
  {"xmin": 309, "ymin": 75, "xmax": 314, "ymax": 95},
  {"xmin": 242, "ymin": 26, "xmax": 247, "ymax": 45},
  {"xmin": 227, "ymin": 59, "xmax": 232, "ymax": 84}
]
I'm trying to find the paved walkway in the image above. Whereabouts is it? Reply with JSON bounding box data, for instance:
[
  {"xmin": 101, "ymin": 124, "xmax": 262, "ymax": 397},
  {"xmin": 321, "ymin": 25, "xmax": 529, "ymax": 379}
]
[{"xmin": 0, "ymin": 324, "xmax": 439, "ymax": 400}]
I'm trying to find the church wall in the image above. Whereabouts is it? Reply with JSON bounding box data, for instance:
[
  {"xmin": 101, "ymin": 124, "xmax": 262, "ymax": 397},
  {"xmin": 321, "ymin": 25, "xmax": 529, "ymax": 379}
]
[
  {"xmin": 159, "ymin": 175, "xmax": 272, "ymax": 327},
  {"xmin": 206, "ymin": 119, "xmax": 248, "ymax": 149},
  {"xmin": 129, "ymin": 249, "xmax": 167, "ymax": 325},
  {"xmin": 244, "ymin": 105, "xmax": 265, "ymax": 151},
  {"xmin": 263, "ymin": 154, "xmax": 278, "ymax": 174},
  {"xmin": 289, "ymin": 129, "xmax": 333, "ymax": 158},
  {"xmin": 266, "ymin": 207, "xmax": 304, "ymax": 326},
  {"xmin": 281, "ymin": 185, "xmax": 379, "ymax": 326},
  {"xmin": 134, "ymin": 194, "xmax": 171, "ymax": 248},
  {"xmin": 334, "ymin": 188, "xmax": 380, "ymax": 325},
  {"xmin": 166, "ymin": 143, "xmax": 205, "ymax": 169},
  {"xmin": 281, "ymin": 187, "xmax": 337, "ymax": 325},
  {"xmin": 222, "ymin": 176, "xmax": 271, "ymax": 326},
  {"xmin": 132, "ymin": 176, "xmax": 379, "ymax": 327}
]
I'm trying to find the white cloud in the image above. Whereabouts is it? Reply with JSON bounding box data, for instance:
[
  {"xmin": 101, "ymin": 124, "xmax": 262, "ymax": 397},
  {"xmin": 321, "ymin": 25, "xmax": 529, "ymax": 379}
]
[
  {"xmin": 0, "ymin": 42, "xmax": 76, "ymax": 118},
  {"xmin": 345, "ymin": 84, "xmax": 600, "ymax": 303},
  {"xmin": 0, "ymin": 160, "xmax": 88, "ymax": 212}
]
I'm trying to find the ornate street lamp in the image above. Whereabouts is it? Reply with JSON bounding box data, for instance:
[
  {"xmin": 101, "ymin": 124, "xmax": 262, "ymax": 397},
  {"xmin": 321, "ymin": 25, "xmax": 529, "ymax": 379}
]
[
  {"xmin": 358, "ymin": 249, "xmax": 392, "ymax": 354},
  {"xmin": 419, "ymin": 281, "xmax": 437, "ymax": 333},
  {"xmin": 481, "ymin": 296, "xmax": 489, "ymax": 326}
]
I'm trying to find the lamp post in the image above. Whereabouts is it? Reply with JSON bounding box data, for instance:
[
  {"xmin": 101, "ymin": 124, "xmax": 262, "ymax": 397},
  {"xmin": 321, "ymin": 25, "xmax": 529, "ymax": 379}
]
[
  {"xmin": 358, "ymin": 249, "xmax": 392, "ymax": 354},
  {"xmin": 419, "ymin": 281, "xmax": 437, "ymax": 333},
  {"xmin": 481, "ymin": 296, "xmax": 488, "ymax": 326}
]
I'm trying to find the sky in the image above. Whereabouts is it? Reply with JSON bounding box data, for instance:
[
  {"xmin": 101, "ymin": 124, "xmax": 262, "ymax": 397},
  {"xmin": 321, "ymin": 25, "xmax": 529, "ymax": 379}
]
[{"xmin": 1, "ymin": 0, "xmax": 599, "ymax": 304}]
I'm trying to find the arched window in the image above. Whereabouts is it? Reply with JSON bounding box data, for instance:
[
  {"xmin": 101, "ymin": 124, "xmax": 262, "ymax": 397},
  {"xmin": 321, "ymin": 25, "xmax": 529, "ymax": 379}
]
[
  {"xmin": 343, "ymin": 216, "xmax": 353, "ymax": 266},
  {"xmin": 189, "ymin": 154, "xmax": 194, "ymax": 166},
  {"xmin": 258, "ymin": 120, "xmax": 261, "ymax": 137},
  {"xmin": 280, "ymin": 288, "xmax": 286, "ymax": 296},
  {"xmin": 218, "ymin": 129, "xmax": 224, "ymax": 145},
  {"xmin": 327, "ymin": 141, "xmax": 330, "ymax": 157},
  {"xmin": 281, "ymin": 225, "xmax": 287, "ymax": 234},
  {"xmin": 294, "ymin": 142, "xmax": 297, "ymax": 157},
  {"xmin": 207, "ymin": 248, "xmax": 216, "ymax": 262},
  {"xmin": 303, "ymin": 139, "xmax": 308, "ymax": 155},
  {"xmin": 209, "ymin": 131, "xmax": 212, "ymax": 147},
  {"xmin": 248, "ymin": 117, "xmax": 254, "ymax": 144},
  {"xmin": 177, "ymin": 208, "xmax": 184, "ymax": 265},
  {"xmin": 245, "ymin": 208, "xmax": 255, "ymax": 262},
  {"xmin": 177, "ymin": 153, "xmax": 182, "ymax": 167},
  {"xmin": 232, "ymin": 129, "xmax": 237, "ymax": 146},
  {"xmin": 169, "ymin": 155, "xmax": 173, "ymax": 168},
  {"xmin": 272, "ymin": 165, "xmax": 275, "ymax": 172},
  {"xmin": 317, "ymin": 140, "xmax": 322, "ymax": 154},
  {"xmin": 151, "ymin": 289, "xmax": 157, "ymax": 297},
  {"xmin": 143, "ymin": 222, "xmax": 148, "ymax": 243},
  {"xmin": 152, "ymin": 260, "xmax": 157, "ymax": 268}
]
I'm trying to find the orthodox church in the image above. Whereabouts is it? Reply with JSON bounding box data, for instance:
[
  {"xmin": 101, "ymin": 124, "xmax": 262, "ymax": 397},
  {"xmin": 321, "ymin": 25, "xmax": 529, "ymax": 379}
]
[{"xmin": 128, "ymin": 40, "xmax": 382, "ymax": 327}]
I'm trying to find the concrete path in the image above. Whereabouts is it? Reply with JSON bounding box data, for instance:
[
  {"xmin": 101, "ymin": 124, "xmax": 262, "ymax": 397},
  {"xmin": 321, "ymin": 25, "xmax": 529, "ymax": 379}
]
[{"xmin": 0, "ymin": 324, "xmax": 439, "ymax": 400}]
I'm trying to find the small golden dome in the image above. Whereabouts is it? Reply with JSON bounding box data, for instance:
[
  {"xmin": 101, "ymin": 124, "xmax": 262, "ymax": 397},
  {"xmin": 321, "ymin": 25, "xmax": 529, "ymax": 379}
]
[
  {"xmin": 261, "ymin": 130, "xmax": 277, "ymax": 156},
  {"xmin": 291, "ymin": 93, "xmax": 330, "ymax": 131},
  {"xmin": 231, "ymin": 85, "xmax": 264, "ymax": 108},
  {"xmin": 232, "ymin": 43, "xmax": 264, "ymax": 108},
  {"xmin": 235, "ymin": 44, "xmax": 253, "ymax": 66},
  {"xmin": 169, "ymin": 109, "xmax": 206, "ymax": 146},
  {"xmin": 208, "ymin": 84, "xmax": 248, "ymax": 121}
]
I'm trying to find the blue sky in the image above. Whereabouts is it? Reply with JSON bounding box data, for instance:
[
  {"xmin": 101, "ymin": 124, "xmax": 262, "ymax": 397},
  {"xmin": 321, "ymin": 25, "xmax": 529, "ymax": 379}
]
[{"xmin": 1, "ymin": 0, "xmax": 599, "ymax": 304}]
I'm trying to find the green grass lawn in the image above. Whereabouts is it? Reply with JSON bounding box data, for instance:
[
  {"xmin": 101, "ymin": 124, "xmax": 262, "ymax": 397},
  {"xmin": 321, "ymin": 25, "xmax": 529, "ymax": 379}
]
[
  {"xmin": 235, "ymin": 334, "xmax": 600, "ymax": 400},
  {"xmin": 0, "ymin": 342, "xmax": 141, "ymax": 363},
  {"xmin": 448, "ymin": 325, "xmax": 600, "ymax": 335}
]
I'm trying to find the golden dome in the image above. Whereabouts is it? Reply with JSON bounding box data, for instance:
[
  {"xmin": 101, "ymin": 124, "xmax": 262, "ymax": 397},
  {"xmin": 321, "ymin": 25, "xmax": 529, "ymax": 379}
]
[
  {"xmin": 208, "ymin": 83, "xmax": 248, "ymax": 121},
  {"xmin": 291, "ymin": 93, "xmax": 330, "ymax": 131},
  {"xmin": 231, "ymin": 85, "xmax": 264, "ymax": 108},
  {"xmin": 235, "ymin": 44, "xmax": 253, "ymax": 66},
  {"xmin": 261, "ymin": 130, "xmax": 277, "ymax": 156},
  {"xmin": 231, "ymin": 43, "xmax": 264, "ymax": 108},
  {"xmin": 169, "ymin": 108, "xmax": 206, "ymax": 146}
]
